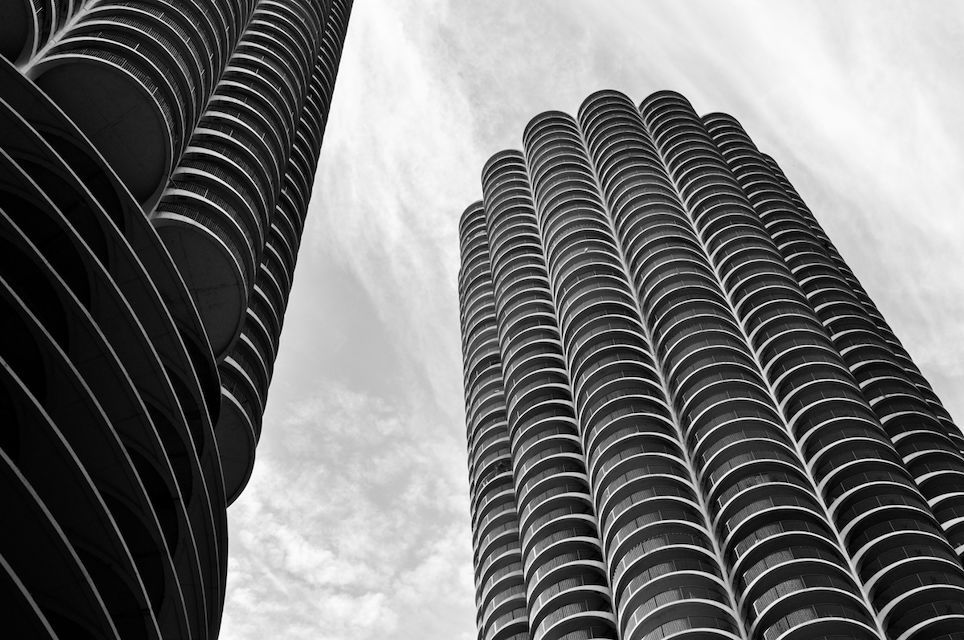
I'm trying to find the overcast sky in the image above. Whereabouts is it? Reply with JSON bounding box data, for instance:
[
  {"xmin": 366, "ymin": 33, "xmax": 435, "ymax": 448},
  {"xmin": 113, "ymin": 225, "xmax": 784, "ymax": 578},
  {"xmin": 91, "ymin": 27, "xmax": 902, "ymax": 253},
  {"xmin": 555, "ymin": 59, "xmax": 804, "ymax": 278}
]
[{"xmin": 219, "ymin": 2, "xmax": 964, "ymax": 638}]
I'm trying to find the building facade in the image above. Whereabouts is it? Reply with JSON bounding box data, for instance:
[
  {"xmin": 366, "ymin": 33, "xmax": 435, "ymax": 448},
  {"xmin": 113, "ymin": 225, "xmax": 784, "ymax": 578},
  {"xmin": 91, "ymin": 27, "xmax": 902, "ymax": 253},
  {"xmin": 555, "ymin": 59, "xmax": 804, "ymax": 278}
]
[
  {"xmin": 459, "ymin": 90, "xmax": 964, "ymax": 640},
  {"xmin": 0, "ymin": 0, "xmax": 351, "ymax": 637}
]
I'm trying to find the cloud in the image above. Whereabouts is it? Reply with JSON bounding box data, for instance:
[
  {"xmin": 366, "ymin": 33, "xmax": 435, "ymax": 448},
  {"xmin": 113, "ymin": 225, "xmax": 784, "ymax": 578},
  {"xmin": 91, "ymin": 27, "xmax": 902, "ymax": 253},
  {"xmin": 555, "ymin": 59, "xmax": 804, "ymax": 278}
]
[{"xmin": 222, "ymin": 385, "xmax": 474, "ymax": 640}]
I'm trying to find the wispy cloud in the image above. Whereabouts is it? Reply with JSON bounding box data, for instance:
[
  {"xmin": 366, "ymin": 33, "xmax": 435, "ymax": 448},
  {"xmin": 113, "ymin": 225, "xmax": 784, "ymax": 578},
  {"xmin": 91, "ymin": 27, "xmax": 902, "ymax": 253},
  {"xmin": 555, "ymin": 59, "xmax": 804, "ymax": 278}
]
[
  {"xmin": 222, "ymin": 2, "xmax": 964, "ymax": 639},
  {"xmin": 222, "ymin": 385, "xmax": 474, "ymax": 640}
]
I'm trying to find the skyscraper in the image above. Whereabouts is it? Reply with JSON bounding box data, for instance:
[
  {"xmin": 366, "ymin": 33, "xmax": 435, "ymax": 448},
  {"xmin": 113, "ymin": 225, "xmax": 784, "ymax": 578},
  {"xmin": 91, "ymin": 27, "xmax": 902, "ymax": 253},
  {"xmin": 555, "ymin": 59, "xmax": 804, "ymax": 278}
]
[
  {"xmin": 459, "ymin": 90, "xmax": 964, "ymax": 640},
  {"xmin": 0, "ymin": 0, "xmax": 351, "ymax": 637}
]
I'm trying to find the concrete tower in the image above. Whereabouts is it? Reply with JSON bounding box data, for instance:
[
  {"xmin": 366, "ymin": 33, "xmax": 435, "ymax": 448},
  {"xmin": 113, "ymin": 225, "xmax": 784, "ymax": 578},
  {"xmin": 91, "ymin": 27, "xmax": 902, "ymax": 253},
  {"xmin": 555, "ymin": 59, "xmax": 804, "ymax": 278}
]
[
  {"xmin": 459, "ymin": 90, "xmax": 964, "ymax": 640},
  {"xmin": 0, "ymin": 0, "xmax": 352, "ymax": 637}
]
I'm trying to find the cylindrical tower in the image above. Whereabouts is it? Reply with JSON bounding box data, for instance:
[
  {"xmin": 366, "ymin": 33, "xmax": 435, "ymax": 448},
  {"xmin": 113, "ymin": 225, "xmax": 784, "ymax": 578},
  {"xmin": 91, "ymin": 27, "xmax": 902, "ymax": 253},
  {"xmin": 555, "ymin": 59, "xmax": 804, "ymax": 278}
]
[
  {"xmin": 0, "ymin": 0, "xmax": 354, "ymax": 636},
  {"xmin": 459, "ymin": 89, "xmax": 964, "ymax": 640}
]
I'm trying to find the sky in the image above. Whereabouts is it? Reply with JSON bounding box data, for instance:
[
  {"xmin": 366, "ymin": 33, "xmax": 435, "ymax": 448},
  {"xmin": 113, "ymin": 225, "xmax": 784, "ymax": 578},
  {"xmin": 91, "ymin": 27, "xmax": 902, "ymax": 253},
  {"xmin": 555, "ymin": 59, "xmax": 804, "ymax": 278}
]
[{"xmin": 219, "ymin": 2, "xmax": 964, "ymax": 638}]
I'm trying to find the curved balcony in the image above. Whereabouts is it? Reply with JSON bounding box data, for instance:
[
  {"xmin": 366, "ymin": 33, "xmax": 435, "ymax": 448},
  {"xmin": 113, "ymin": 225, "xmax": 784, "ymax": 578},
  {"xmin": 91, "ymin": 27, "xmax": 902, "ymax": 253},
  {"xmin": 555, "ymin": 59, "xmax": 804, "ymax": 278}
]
[
  {"xmin": 888, "ymin": 596, "xmax": 964, "ymax": 640},
  {"xmin": 619, "ymin": 572, "xmax": 736, "ymax": 639},
  {"xmin": 530, "ymin": 576, "xmax": 610, "ymax": 629},
  {"xmin": 705, "ymin": 445, "xmax": 804, "ymax": 509},
  {"xmin": 474, "ymin": 498, "xmax": 519, "ymax": 548},
  {"xmin": 718, "ymin": 490, "xmax": 828, "ymax": 556},
  {"xmin": 754, "ymin": 595, "xmax": 878, "ymax": 640},
  {"xmin": 586, "ymin": 415, "xmax": 678, "ymax": 474},
  {"xmin": 33, "ymin": 46, "xmax": 175, "ymax": 206},
  {"xmin": 533, "ymin": 599, "xmax": 616, "ymax": 640},
  {"xmin": 743, "ymin": 554, "xmax": 859, "ymax": 618},
  {"xmin": 1, "ymin": 406, "xmax": 122, "ymax": 640},
  {"xmin": 478, "ymin": 564, "xmax": 524, "ymax": 613},
  {"xmin": 525, "ymin": 532, "xmax": 601, "ymax": 577},
  {"xmin": 216, "ymin": 384, "xmax": 258, "ymax": 503},
  {"xmin": 480, "ymin": 586, "xmax": 528, "ymax": 638},
  {"xmin": 153, "ymin": 202, "xmax": 249, "ymax": 357},
  {"xmin": 655, "ymin": 313, "xmax": 744, "ymax": 369},
  {"xmin": 475, "ymin": 543, "xmax": 522, "ymax": 590},
  {"xmin": 731, "ymin": 520, "xmax": 839, "ymax": 579},
  {"xmin": 623, "ymin": 600, "xmax": 741, "ymax": 640},
  {"xmin": 518, "ymin": 473, "xmax": 589, "ymax": 521}
]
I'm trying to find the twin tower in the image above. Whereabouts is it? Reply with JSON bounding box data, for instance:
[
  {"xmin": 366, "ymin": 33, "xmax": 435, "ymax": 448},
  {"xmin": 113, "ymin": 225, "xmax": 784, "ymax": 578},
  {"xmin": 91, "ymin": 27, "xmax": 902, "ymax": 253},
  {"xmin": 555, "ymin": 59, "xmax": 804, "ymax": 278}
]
[
  {"xmin": 0, "ymin": 1, "xmax": 351, "ymax": 638},
  {"xmin": 0, "ymin": 3, "xmax": 961, "ymax": 640},
  {"xmin": 459, "ymin": 90, "xmax": 964, "ymax": 640}
]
